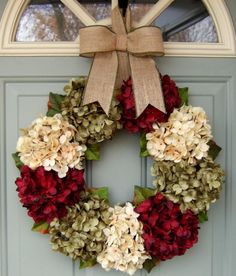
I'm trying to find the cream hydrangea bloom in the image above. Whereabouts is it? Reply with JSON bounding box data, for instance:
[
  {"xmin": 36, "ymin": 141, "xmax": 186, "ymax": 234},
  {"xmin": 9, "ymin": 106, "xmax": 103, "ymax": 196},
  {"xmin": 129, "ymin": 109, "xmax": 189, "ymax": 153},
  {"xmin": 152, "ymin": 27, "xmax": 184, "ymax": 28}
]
[
  {"xmin": 146, "ymin": 105, "xmax": 212, "ymax": 164},
  {"xmin": 16, "ymin": 114, "xmax": 86, "ymax": 177},
  {"xmin": 97, "ymin": 203, "xmax": 150, "ymax": 275}
]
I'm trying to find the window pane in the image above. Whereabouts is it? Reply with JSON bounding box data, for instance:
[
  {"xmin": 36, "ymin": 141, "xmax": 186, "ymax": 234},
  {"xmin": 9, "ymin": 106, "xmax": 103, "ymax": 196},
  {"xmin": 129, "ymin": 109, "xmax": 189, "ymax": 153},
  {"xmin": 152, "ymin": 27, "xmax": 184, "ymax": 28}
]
[
  {"xmin": 130, "ymin": 2, "xmax": 154, "ymax": 22},
  {"xmin": 167, "ymin": 16, "xmax": 218, "ymax": 43},
  {"xmin": 15, "ymin": 0, "xmax": 218, "ymax": 43},
  {"xmin": 82, "ymin": 1, "xmax": 111, "ymax": 20},
  {"xmin": 16, "ymin": 1, "xmax": 83, "ymax": 41},
  {"xmin": 154, "ymin": 0, "xmax": 218, "ymax": 43},
  {"xmin": 15, "ymin": 0, "xmax": 111, "ymax": 42}
]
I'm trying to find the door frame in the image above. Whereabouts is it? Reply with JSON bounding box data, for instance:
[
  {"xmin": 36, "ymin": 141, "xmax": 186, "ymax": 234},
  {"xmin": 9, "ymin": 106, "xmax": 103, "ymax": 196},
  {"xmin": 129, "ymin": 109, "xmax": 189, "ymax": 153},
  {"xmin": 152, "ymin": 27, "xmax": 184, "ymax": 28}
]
[{"xmin": 0, "ymin": 0, "xmax": 236, "ymax": 275}]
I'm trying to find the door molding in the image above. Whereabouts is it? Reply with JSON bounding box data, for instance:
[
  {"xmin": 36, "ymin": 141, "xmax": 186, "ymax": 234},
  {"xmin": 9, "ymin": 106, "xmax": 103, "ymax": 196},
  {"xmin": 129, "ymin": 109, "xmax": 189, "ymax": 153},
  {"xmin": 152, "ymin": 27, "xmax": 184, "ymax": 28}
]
[{"xmin": 0, "ymin": 0, "xmax": 235, "ymax": 57}]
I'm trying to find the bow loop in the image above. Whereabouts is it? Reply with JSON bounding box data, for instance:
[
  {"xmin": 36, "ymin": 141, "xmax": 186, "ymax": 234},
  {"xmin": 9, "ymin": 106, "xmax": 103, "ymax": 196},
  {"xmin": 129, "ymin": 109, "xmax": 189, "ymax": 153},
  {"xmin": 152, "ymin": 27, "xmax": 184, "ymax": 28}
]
[
  {"xmin": 128, "ymin": 27, "xmax": 164, "ymax": 56},
  {"xmin": 80, "ymin": 26, "xmax": 116, "ymax": 57}
]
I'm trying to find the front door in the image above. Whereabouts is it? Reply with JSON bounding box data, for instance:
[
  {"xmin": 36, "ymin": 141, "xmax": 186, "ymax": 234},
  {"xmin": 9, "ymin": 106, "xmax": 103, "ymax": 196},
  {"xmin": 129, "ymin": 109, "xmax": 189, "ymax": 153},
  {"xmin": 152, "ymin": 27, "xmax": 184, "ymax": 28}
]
[{"xmin": 1, "ymin": 1, "xmax": 236, "ymax": 276}]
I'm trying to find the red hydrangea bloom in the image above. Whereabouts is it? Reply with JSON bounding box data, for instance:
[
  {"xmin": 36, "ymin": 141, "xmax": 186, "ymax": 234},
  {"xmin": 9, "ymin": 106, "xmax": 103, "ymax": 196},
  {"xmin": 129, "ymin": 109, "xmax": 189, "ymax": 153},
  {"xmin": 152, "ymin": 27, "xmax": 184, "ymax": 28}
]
[
  {"xmin": 15, "ymin": 166, "xmax": 85, "ymax": 223},
  {"xmin": 135, "ymin": 193, "xmax": 199, "ymax": 261},
  {"xmin": 117, "ymin": 75, "xmax": 181, "ymax": 133}
]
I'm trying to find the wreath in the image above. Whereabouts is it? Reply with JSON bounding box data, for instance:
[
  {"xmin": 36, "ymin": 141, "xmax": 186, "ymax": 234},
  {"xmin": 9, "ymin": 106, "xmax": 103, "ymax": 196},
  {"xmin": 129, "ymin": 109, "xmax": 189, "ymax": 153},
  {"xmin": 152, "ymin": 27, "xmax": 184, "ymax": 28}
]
[{"xmin": 13, "ymin": 75, "xmax": 224, "ymax": 275}]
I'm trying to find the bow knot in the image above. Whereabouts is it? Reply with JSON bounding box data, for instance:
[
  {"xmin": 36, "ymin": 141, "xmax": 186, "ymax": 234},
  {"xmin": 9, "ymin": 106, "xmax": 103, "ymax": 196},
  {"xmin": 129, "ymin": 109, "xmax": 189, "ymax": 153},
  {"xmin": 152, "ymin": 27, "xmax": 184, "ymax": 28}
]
[
  {"xmin": 116, "ymin": 34, "xmax": 127, "ymax": 52},
  {"xmin": 79, "ymin": 6, "xmax": 166, "ymax": 117}
]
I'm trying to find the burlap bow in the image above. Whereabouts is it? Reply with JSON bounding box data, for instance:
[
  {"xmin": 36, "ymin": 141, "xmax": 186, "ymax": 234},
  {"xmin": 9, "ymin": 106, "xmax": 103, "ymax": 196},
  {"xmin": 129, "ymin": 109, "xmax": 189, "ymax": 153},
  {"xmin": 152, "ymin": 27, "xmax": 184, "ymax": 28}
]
[{"xmin": 79, "ymin": 6, "xmax": 166, "ymax": 117}]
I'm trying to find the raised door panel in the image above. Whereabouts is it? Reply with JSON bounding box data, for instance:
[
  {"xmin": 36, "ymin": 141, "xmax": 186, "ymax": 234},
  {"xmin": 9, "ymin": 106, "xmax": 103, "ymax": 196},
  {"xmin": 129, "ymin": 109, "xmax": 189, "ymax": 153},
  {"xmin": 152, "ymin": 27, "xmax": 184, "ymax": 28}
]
[
  {"xmin": 146, "ymin": 78, "xmax": 227, "ymax": 276},
  {"xmin": 5, "ymin": 82, "xmax": 74, "ymax": 276},
  {"xmin": 4, "ymin": 76, "xmax": 228, "ymax": 276}
]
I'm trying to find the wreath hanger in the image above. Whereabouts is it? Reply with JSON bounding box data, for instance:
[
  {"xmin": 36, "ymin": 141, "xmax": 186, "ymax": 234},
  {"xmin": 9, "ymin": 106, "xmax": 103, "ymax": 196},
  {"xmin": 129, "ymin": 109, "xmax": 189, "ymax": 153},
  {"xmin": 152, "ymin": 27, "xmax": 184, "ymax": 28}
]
[{"xmin": 118, "ymin": 0, "xmax": 129, "ymax": 16}]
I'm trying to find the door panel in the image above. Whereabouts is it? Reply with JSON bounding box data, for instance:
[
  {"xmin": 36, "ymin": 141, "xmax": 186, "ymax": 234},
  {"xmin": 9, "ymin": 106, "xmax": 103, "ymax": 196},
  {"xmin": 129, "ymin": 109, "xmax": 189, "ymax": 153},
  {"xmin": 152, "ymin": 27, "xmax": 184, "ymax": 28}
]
[
  {"xmin": 2, "ymin": 73, "xmax": 229, "ymax": 276},
  {"xmin": 5, "ymin": 82, "xmax": 74, "ymax": 276}
]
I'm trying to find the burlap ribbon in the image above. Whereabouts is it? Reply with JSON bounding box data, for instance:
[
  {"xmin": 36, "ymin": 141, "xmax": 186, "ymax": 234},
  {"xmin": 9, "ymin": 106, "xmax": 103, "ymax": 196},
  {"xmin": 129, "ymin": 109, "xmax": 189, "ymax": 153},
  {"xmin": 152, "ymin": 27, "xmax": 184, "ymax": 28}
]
[{"xmin": 79, "ymin": 6, "xmax": 166, "ymax": 117}]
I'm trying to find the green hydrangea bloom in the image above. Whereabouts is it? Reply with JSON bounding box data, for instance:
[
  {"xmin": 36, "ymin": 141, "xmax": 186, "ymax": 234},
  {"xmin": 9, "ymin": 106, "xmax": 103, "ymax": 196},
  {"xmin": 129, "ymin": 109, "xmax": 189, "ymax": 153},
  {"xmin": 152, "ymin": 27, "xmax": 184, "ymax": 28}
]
[
  {"xmin": 49, "ymin": 192, "xmax": 111, "ymax": 263},
  {"xmin": 151, "ymin": 158, "xmax": 224, "ymax": 214},
  {"xmin": 61, "ymin": 78, "xmax": 122, "ymax": 144}
]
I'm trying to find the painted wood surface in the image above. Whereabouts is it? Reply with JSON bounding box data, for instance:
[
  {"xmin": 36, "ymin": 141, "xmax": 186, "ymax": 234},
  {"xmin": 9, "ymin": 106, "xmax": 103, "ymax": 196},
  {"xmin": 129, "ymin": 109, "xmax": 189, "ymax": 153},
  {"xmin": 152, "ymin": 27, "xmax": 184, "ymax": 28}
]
[{"xmin": 0, "ymin": 56, "xmax": 235, "ymax": 276}]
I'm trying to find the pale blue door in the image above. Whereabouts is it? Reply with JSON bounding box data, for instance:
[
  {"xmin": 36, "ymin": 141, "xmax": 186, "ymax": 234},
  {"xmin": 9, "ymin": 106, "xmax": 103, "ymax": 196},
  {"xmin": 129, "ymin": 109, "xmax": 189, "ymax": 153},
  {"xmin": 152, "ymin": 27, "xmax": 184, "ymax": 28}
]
[{"xmin": 1, "ymin": 1, "xmax": 236, "ymax": 276}]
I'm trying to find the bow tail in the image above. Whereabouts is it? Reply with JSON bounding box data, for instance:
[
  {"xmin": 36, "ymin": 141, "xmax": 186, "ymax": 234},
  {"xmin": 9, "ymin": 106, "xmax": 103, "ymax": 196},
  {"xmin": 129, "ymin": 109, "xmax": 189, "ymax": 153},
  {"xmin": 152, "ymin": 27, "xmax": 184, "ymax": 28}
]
[
  {"xmin": 82, "ymin": 52, "xmax": 118, "ymax": 115},
  {"xmin": 115, "ymin": 51, "xmax": 131, "ymax": 89},
  {"xmin": 129, "ymin": 55, "xmax": 166, "ymax": 117}
]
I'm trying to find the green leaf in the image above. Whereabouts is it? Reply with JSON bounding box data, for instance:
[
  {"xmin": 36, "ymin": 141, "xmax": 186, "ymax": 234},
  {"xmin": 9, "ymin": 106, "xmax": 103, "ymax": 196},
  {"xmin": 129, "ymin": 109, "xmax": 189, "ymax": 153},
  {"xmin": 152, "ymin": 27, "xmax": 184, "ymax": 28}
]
[
  {"xmin": 79, "ymin": 259, "xmax": 97, "ymax": 269},
  {"xmin": 32, "ymin": 221, "xmax": 49, "ymax": 234},
  {"xmin": 208, "ymin": 140, "xmax": 222, "ymax": 160},
  {"xmin": 89, "ymin": 187, "xmax": 109, "ymax": 202},
  {"xmin": 12, "ymin": 152, "xmax": 24, "ymax": 169},
  {"xmin": 85, "ymin": 144, "xmax": 100, "ymax": 161},
  {"xmin": 46, "ymin": 92, "xmax": 65, "ymax": 117},
  {"xmin": 178, "ymin": 87, "xmax": 189, "ymax": 106},
  {"xmin": 133, "ymin": 186, "xmax": 156, "ymax": 206},
  {"xmin": 199, "ymin": 212, "xmax": 208, "ymax": 223},
  {"xmin": 140, "ymin": 132, "xmax": 149, "ymax": 157},
  {"xmin": 143, "ymin": 258, "xmax": 159, "ymax": 273}
]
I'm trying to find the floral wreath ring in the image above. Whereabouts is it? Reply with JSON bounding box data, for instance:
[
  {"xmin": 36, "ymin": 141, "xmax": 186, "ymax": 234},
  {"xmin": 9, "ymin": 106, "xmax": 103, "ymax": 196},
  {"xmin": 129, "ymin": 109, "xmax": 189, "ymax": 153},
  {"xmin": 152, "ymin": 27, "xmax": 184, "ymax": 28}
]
[{"xmin": 13, "ymin": 76, "xmax": 224, "ymax": 275}]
